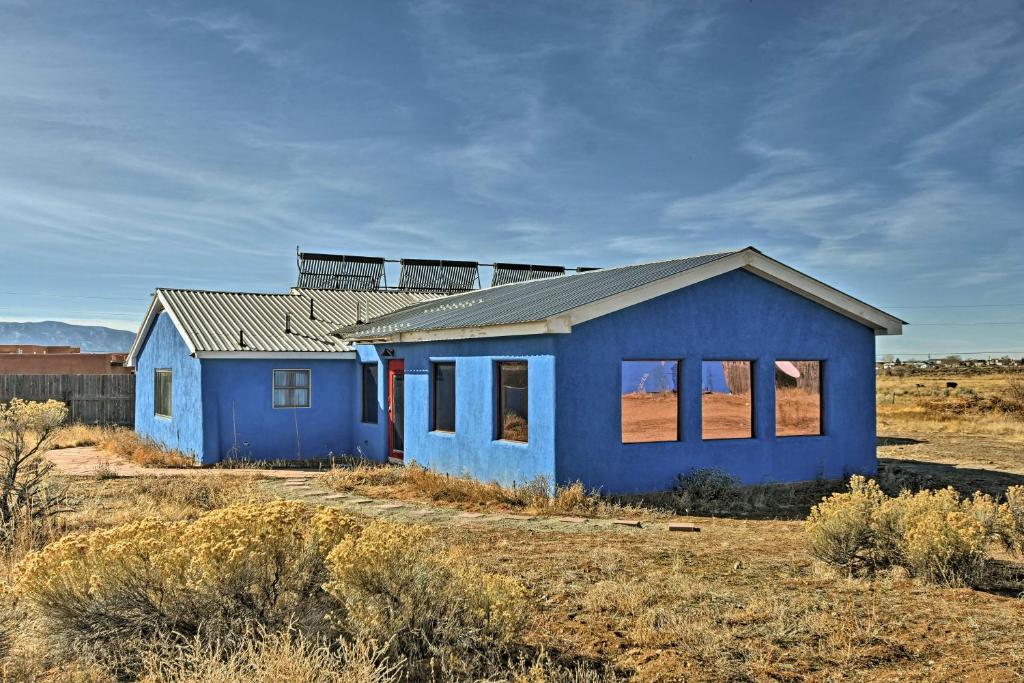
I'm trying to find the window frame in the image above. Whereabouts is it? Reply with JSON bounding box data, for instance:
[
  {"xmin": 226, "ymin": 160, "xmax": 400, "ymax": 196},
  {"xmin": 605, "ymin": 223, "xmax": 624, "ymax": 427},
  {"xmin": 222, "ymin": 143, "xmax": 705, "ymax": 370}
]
[
  {"xmin": 495, "ymin": 360, "xmax": 529, "ymax": 443},
  {"xmin": 360, "ymin": 363, "xmax": 379, "ymax": 424},
  {"xmin": 700, "ymin": 358, "xmax": 756, "ymax": 441},
  {"xmin": 154, "ymin": 368, "xmax": 172, "ymax": 418},
  {"xmin": 431, "ymin": 361, "xmax": 457, "ymax": 433},
  {"xmin": 620, "ymin": 358, "xmax": 682, "ymax": 444},
  {"xmin": 272, "ymin": 368, "xmax": 312, "ymax": 409},
  {"xmin": 774, "ymin": 359, "xmax": 824, "ymax": 438}
]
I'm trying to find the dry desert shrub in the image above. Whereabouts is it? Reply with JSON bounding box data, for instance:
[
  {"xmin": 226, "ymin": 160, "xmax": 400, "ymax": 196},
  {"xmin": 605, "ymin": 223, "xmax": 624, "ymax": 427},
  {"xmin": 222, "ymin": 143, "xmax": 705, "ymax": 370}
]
[
  {"xmin": 99, "ymin": 427, "xmax": 196, "ymax": 468},
  {"xmin": 324, "ymin": 520, "xmax": 528, "ymax": 679},
  {"xmin": 658, "ymin": 468, "xmax": 846, "ymax": 519},
  {"xmin": 50, "ymin": 423, "xmax": 106, "ymax": 449},
  {"xmin": 1, "ymin": 399, "xmax": 68, "ymax": 552},
  {"xmin": 806, "ymin": 476, "xmax": 1009, "ymax": 586},
  {"xmin": 325, "ymin": 462, "xmax": 619, "ymax": 517},
  {"xmin": 16, "ymin": 500, "xmax": 355, "ymax": 675},
  {"xmin": 322, "ymin": 461, "xmax": 408, "ymax": 491},
  {"xmin": 998, "ymin": 485, "xmax": 1024, "ymax": 556},
  {"xmin": 140, "ymin": 628, "xmax": 401, "ymax": 683}
]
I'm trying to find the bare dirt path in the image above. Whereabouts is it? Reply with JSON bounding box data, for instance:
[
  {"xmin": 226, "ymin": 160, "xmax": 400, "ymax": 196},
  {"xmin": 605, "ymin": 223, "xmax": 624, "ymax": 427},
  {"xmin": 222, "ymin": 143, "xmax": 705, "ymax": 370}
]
[{"xmin": 46, "ymin": 446, "xmax": 324, "ymax": 479}]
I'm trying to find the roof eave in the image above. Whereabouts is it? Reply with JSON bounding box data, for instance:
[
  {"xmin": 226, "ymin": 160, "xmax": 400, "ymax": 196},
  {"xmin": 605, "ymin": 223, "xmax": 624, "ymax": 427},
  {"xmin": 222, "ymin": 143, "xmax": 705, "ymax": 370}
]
[{"xmin": 337, "ymin": 247, "xmax": 904, "ymax": 343}]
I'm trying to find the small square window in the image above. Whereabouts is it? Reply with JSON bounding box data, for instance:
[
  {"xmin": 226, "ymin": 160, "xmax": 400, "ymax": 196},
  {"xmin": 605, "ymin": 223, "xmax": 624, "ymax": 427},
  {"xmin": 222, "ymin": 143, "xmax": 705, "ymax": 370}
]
[
  {"xmin": 621, "ymin": 360, "xmax": 680, "ymax": 443},
  {"xmin": 775, "ymin": 360, "xmax": 822, "ymax": 436},
  {"xmin": 497, "ymin": 361, "xmax": 528, "ymax": 442},
  {"xmin": 360, "ymin": 364, "xmax": 378, "ymax": 424},
  {"xmin": 702, "ymin": 360, "xmax": 753, "ymax": 439},
  {"xmin": 273, "ymin": 369, "xmax": 310, "ymax": 408},
  {"xmin": 154, "ymin": 369, "xmax": 172, "ymax": 418},
  {"xmin": 432, "ymin": 362, "xmax": 456, "ymax": 432}
]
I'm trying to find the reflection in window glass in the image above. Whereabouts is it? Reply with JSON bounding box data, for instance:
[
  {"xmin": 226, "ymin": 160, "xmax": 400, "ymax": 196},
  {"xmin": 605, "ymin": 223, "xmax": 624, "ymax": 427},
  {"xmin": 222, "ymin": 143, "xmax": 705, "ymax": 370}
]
[
  {"xmin": 361, "ymin": 364, "xmax": 378, "ymax": 424},
  {"xmin": 621, "ymin": 360, "xmax": 679, "ymax": 443},
  {"xmin": 775, "ymin": 360, "xmax": 821, "ymax": 436},
  {"xmin": 432, "ymin": 362, "xmax": 456, "ymax": 432},
  {"xmin": 497, "ymin": 361, "xmax": 528, "ymax": 442},
  {"xmin": 701, "ymin": 361, "xmax": 753, "ymax": 439}
]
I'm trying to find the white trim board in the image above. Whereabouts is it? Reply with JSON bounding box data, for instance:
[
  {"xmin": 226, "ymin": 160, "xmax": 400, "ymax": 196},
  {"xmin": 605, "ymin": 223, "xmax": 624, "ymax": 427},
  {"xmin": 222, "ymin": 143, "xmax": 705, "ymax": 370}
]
[
  {"xmin": 125, "ymin": 291, "xmax": 198, "ymax": 368},
  {"xmin": 349, "ymin": 248, "xmax": 904, "ymax": 344},
  {"xmin": 197, "ymin": 351, "xmax": 356, "ymax": 360}
]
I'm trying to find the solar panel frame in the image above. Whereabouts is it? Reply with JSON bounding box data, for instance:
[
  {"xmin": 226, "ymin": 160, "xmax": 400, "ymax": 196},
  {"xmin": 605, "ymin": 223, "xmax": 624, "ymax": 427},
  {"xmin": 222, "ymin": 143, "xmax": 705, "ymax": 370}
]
[
  {"xmin": 489, "ymin": 262, "xmax": 566, "ymax": 287},
  {"xmin": 296, "ymin": 252, "xmax": 385, "ymax": 291},
  {"xmin": 398, "ymin": 258, "xmax": 480, "ymax": 294}
]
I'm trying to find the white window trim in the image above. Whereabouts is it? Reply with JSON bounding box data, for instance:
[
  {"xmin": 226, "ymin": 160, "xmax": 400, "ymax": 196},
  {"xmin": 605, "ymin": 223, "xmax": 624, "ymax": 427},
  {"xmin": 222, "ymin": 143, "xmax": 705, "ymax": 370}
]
[{"xmin": 272, "ymin": 368, "xmax": 312, "ymax": 409}]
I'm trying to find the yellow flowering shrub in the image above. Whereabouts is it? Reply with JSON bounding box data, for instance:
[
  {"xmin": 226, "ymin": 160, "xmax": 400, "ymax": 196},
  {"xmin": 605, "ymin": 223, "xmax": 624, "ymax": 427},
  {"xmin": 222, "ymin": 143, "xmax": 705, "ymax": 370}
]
[
  {"xmin": 16, "ymin": 500, "xmax": 357, "ymax": 673},
  {"xmin": 998, "ymin": 485, "xmax": 1024, "ymax": 556},
  {"xmin": 324, "ymin": 520, "xmax": 528, "ymax": 678},
  {"xmin": 892, "ymin": 488, "xmax": 990, "ymax": 586},
  {"xmin": 807, "ymin": 477, "xmax": 1008, "ymax": 587},
  {"xmin": 806, "ymin": 476, "xmax": 886, "ymax": 574}
]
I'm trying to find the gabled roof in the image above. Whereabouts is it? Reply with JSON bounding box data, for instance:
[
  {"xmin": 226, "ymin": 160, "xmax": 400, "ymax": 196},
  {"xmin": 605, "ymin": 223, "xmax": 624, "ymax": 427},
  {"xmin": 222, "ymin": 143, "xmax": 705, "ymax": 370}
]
[
  {"xmin": 126, "ymin": 288, "xmax": 439, "ymax": 366},
  {"xmin": 335, "ymin": 247, "xmax": 905, "ymax": 342}
]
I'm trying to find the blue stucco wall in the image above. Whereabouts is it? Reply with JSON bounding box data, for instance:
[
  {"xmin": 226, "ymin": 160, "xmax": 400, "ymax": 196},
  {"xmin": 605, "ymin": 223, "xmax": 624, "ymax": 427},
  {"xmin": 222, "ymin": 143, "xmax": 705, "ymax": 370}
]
[
  {"xmin": 352, "ymin": 345, "xmax": 388, "ymax": 462},
  {"xmin": 373, "ymin": 337, "xmax": 558, "ymax": 488},
  {"xmin": 134, "ymin": 312, "xmax": 205, "ymax": 459},
  {"xmin": 554, "ymin": 269, "xmax": 877, "ymax": 493},
  {"xmin": 200, "ymin": 359, "xmax": 354, "ymax": 464}
]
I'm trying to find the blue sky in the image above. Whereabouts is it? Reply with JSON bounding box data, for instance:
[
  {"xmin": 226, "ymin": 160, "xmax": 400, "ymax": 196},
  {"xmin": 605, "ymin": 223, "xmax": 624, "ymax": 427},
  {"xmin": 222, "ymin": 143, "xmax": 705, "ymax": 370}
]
[{"xmin": 1, "ymin": 1, "xmax": 1022, "ymax": 359}]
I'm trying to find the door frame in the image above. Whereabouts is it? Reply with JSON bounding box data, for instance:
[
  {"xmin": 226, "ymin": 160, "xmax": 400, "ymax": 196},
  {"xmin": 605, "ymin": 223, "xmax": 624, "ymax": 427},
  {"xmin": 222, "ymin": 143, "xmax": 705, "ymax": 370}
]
[{"xmin": 387, "ymin": 359, "xmax": 405, "ymax": 462}]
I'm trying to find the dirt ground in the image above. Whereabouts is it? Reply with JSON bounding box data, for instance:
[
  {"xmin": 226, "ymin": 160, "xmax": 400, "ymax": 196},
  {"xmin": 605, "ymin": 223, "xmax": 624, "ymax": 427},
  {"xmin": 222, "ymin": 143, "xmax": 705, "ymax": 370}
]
[
  {"xmin": 621, "ymin": 392, "xmax": 678, "ymax": 442},
  {"xmin": 701, "ymin": 391, "xmax": 753, "ymax": 439},
  {"xmin": 775, "ymin": 388, "xmax": 821, "ymax": 436},
  {"xmin": 46, "ymin": 446, "xmax": 320, "ymax": 479}
]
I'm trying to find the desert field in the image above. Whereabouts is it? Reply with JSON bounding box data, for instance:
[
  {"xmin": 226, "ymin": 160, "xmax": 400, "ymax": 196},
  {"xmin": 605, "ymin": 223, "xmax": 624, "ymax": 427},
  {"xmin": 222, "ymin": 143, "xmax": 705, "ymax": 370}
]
[{"xmin": 2, "ymin": 376, "xmax": 1023, "ymax": 681}]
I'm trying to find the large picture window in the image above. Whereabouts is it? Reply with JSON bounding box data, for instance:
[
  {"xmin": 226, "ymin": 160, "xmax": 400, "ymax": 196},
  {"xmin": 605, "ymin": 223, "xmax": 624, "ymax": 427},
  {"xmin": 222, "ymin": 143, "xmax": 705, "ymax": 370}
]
[
  {"xmin": 432, "ymin": 362, "xmax": 456, "ymax": 432},
  {"xmin": 154, "ymin": 369, "xmax": 172, "ymax": 418},
  {"xmin": 621, "ymin": 360, "xmax": 679, "ymax": 443},
  {"xmin": 273, "ymin": 369, "xmax": 310, "ymax": 408},
  {"xmin": 702, "ymin": 360, "xmax": 753, "ymax": 439},
  {"xmin": 775, "ymin": 360, "xmax": 822, "ymax": 436},
  {"xmin": 360, "ymin": 364, "xmax": 378, "ymax": 424},
  {"xmin": 497, "ymin": 361, "xmax": 528, "ymax": 442}
]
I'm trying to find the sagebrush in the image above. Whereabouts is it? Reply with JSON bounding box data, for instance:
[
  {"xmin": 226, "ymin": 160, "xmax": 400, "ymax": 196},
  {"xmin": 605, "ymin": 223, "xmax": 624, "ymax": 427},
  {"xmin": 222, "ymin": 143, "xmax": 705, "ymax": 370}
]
[{"xmin": 806, "ymin": 476, "xmax": 1020, "ymax": 586}]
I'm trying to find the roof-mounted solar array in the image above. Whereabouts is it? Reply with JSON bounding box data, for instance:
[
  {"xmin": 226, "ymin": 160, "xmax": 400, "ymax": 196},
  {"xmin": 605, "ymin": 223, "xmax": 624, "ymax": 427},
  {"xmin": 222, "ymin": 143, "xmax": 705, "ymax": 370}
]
[
  {"xmin": 296, "ymin": 252, "xmax": 386, "ymax": 291},
  {"xmin": 490, "ymin": 262, "xmax": 566, "ymax": 287},
  {"xmin": 398, "ymin": 258, "xmax": 480, "ymax": 294}
]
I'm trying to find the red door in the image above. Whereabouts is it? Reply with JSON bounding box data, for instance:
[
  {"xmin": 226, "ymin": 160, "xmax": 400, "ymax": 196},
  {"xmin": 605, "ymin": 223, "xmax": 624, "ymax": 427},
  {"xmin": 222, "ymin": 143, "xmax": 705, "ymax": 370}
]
[{"xmin": 388, "ymin": 360, "xmax": 405, "ymax": 462}]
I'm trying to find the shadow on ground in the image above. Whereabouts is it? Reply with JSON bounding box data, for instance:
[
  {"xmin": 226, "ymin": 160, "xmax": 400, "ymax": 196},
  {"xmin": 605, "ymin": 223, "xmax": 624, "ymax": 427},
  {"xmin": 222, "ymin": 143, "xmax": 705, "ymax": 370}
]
[
  {"xmin": 879, "ymin": 457, "xmax": 1024, "ymax": 498},
  {"xmin": 877, "ymin": 436, "xmax": 928, "ymax": 446}
]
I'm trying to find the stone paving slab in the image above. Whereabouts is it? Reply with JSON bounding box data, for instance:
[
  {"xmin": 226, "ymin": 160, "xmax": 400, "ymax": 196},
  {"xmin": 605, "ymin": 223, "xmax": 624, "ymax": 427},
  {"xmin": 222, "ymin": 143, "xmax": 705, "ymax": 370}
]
[
  {"xmin": 346, "ymin": 498, "xmax": 373, "ymax": 504},
  {"xmin": 375, "ymin": 502, "xmax": 405, "ymax": 509},
  {"xmin": 408, "ymin": 509, "xmax": 435, "ymax": 517},
  {"xmin": 457, "ymin": 512, "xmax": 485, "ymax": 519},
  {"xmin": 323, "ymin": 494, "xmax": 349, "ymax": 500},
  {"xmin": 554, "ymin": 516, "xmax": 589, "ymax": 524}
]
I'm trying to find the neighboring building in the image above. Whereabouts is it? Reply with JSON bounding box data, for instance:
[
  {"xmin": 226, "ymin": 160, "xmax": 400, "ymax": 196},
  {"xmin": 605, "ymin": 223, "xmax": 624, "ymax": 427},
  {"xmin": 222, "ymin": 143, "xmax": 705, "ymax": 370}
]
[
  {"xmin": 0, "ymin": 345, "xmax": 130, "ymax": 375},
  {"xmin": 126, "ymin": 247, "xmax": 904, "ymax": 493}
]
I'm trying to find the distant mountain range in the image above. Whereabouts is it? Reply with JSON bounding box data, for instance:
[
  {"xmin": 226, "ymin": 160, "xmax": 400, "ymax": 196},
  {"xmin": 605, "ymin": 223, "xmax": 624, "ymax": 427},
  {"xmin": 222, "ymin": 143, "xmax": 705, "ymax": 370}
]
[{"xmin": 0, "ymin": 321, "xmax": 136, "ymax": 353}]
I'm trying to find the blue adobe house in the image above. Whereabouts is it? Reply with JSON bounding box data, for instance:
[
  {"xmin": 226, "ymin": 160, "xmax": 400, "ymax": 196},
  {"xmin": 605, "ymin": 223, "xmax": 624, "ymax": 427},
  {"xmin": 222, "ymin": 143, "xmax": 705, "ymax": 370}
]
[{"xmin": 127, "ymin": 247, "xmax": 903, "ymax": 494}]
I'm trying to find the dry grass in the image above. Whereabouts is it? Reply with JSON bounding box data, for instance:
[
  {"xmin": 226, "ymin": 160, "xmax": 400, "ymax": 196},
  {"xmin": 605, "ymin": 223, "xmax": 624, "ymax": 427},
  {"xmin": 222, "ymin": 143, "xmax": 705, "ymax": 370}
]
[
  {"xmin": 323, "ymin": 463, "xmax": 649, "ymax": 518},
  {"xmin": 877, "ymin": 372, "xmax": 1024, "ymax": 441},
  {"xmin": 52, "ymin": 425, "xmax": 196, "ymax": 468}
]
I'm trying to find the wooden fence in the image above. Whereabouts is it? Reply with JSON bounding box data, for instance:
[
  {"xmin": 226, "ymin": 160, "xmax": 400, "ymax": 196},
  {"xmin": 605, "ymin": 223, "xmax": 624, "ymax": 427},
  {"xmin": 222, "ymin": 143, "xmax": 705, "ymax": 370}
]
[{"xmin": 0, "ymin": 374, "xmax": 135, "ymax": 426}]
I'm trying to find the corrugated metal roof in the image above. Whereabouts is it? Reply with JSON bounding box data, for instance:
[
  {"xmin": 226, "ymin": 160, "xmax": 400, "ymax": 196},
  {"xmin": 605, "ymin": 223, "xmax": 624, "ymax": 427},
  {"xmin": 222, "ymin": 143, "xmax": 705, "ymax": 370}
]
[
  {"xmin": 336, "ymin": 251, "xmax": 741, "ymax": 339},
  {"xmin": 159, "ymin": 288, "xmax": 439, "ymax": 353}
]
